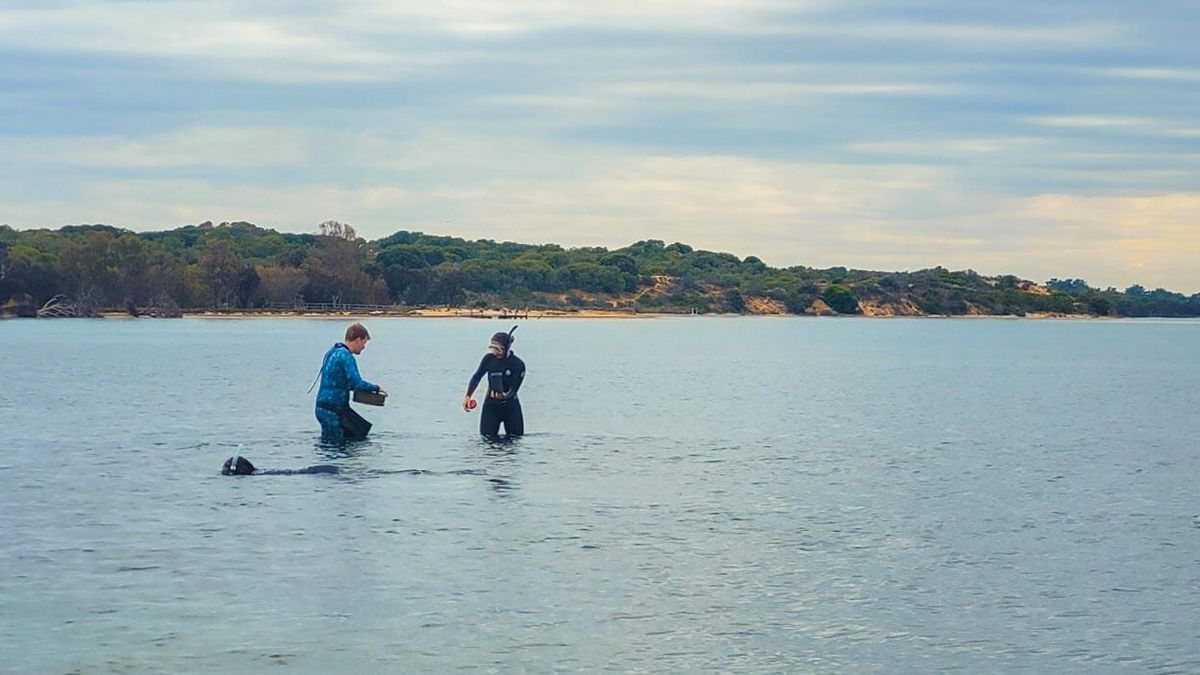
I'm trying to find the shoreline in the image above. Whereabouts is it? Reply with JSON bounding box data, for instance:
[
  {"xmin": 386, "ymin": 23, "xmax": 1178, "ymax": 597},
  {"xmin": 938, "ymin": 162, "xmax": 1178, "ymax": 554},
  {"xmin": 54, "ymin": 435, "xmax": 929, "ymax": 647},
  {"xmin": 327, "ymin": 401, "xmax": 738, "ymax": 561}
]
[
  {"xmin": 175, "ymin": 308, "xmax": 658, "ymax": 320},
  {"xmin": 1, "ymin": 308, "xmax": 1146, "ymax": 321},
  {"xmin": 98, "ymin": 309, "xmax": 1127, "ymax": 320},
  {"xmin": 2, "ymin": 308, "xmax": 1161, "ymax": 321}
]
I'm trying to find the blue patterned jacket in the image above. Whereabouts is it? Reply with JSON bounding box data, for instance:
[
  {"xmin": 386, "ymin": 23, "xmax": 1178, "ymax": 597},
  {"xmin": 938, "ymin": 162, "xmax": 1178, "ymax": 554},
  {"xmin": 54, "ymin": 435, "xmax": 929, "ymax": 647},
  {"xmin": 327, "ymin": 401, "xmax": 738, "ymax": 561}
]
[{"xmin": 315, "ymin": 343, "xmax": 379, "ymax": 409}]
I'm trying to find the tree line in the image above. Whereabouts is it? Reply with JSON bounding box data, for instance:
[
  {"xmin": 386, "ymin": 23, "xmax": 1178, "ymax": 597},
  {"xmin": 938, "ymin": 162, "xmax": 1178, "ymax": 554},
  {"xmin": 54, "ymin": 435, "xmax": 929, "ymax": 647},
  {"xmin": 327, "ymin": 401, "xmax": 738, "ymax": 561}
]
[{"xmin": 2, "ymin": 220, "xmax": 1198, "ymax": 317}]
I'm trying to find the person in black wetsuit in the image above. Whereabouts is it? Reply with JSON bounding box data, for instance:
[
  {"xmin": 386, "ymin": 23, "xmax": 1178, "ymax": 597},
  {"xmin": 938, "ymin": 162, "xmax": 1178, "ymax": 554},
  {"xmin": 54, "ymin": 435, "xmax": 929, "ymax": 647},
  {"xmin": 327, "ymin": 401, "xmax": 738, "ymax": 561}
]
[
  {"xmin": 463, "ymin": 329, "xmax": 526, "ymax": 438},
  {"xmin": 222, "ymin": 456, "xmax": 338, "ymax": 475}
]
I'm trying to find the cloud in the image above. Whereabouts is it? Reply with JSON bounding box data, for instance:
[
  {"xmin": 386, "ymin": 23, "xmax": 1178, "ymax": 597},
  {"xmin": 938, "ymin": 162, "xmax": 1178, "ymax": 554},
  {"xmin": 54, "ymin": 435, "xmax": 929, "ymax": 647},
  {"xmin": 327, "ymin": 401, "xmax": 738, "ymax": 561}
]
[
  {"xmin": 1017, "ymin": 192, "xmax": 1200, "ymax": 247},
  {"xmin": 0, "ymin": 0, "xmax": 817, "ymax": 82},
  {"xmin": 845, "ymin": 137, "xmax": 1048, "ymax": 157},
  {"xmin": 1095, "ymin": 67, "xmax": 1200, "ymax": 82},
  {"xmin": 354, "ymin": 0, "xmax": 822, "ymax": 35},
  {"xmin": 1012, "ymin": 192, "xmax": 1200, "ymax": 290},
  {"xmin": 1026, "ymin": 115, "xmax": 1200, "ymax": 141},
  {"xmin": 1, "ymin": 1, "xmax": 1197, "ymax": 292},
  {"xmin": 0, "ymin": 178, "xmax": 413, "ymax": 231},
  {"xmin": 0, "ymin": 2, "xmax": 1131, "ymax": 85},
  {"xmin": 1, "ymin": 127, "xmax": 310, "ymax": 169},
  {"xmin": 4, "ymin": 137, "xmax": 1199, "ymax": 291},
  {"xmin": 848, "ymin": 20, "xmax": 1122, "ymax": 49},
  {"xmin": 1029, "ymin": 116, "xmax": 1156, "ymax": 130},
  {"xmin": 0, "ymin": 3, "xmax": 470, "ymax": 83},
  {"xmin": 601, "ymin": 80, "xmax": 960, "ymax": 101}
]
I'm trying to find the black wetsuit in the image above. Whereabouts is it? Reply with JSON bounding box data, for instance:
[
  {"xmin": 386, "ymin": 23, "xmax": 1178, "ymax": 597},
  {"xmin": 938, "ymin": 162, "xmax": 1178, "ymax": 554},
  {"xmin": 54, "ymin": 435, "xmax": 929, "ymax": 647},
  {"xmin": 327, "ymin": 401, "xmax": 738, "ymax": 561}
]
[
  {"xmin": 468, "ymin": 352, "xmax": 526, "ymax": 437},
  {"xmin": 222, "ymin": 456, "xmax": 338, "ymax": 475}
]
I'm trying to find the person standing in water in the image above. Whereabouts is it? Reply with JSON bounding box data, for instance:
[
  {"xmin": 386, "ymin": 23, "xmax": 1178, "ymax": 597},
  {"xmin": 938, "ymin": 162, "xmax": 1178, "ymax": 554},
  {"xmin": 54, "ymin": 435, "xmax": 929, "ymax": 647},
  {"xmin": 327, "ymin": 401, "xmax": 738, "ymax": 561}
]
[
  {"xmin": 463, "ymin": 328, "xmax": 525, "ymax": 438},
  {"xmin": 315, "ymin": 322, "xmax": 385, "ymax": 443}
]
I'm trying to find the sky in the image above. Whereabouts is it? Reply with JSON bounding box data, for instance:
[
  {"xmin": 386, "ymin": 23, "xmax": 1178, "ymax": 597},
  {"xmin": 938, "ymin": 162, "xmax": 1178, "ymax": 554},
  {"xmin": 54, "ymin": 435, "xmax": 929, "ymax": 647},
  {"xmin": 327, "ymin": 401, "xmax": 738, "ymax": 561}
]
[{"xmin": 1, "ymin": 1, "xmax": 1198, "ymax": 292}]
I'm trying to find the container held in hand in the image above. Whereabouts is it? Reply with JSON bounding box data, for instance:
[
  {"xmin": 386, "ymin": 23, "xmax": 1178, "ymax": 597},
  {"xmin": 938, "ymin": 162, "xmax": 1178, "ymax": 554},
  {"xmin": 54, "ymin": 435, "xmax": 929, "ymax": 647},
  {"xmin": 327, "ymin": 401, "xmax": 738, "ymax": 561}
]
[{"xmin": 353, "ymin": 390, "xmax": 388, "ymax": 406}]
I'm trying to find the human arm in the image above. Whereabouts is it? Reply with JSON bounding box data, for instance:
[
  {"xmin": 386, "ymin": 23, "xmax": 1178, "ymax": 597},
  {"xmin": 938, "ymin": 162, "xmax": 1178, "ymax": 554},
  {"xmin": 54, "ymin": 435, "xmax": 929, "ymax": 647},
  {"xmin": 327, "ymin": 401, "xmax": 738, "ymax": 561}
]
[
  {"xmin": 464, "ymin": 355, "xmax": 490, "ymax": 411},
  {"xmin": 501, "ymin": 355, "xmax": 526, "ymax": 399},
  {"xmin": 341, "ymin": 350, "xmax": 381, "ymax": 393}
]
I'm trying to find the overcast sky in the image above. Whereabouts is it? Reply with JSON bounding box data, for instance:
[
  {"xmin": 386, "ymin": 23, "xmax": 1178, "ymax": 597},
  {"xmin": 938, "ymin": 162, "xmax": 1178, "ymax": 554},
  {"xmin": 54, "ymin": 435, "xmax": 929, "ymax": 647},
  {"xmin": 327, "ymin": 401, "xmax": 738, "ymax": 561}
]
[{"xmin": 2, "ymin": 1, "xmax": 1198, "ymax": 291}]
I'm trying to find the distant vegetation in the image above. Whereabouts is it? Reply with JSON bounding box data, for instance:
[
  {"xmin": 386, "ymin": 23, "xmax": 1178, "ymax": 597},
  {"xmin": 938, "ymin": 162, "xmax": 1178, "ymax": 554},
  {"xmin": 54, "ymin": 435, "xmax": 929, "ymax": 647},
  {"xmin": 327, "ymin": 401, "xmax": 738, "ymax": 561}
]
[{"xmin": 2, "ymin": 220, "xmax": 1198, "ymax": 317}]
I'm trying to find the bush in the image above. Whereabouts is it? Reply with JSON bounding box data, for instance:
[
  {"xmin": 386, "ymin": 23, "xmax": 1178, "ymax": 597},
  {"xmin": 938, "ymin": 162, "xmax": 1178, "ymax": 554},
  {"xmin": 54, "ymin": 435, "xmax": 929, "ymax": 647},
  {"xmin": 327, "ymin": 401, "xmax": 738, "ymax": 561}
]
[
  {"xmin": 724, "ymin": 289, "xmax": 746, "ymax": 313},
  {"xmin": 821, "ymin": 285, "xmax": 860, "ymax": 314}
]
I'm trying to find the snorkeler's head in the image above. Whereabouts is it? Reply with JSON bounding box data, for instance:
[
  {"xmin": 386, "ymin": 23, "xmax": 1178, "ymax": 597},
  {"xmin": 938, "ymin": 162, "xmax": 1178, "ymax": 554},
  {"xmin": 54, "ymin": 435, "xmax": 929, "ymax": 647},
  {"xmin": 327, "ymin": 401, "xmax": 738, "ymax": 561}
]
[
  {"xmin": 221, "ymin": 456, "xmax": 257, "ymax": 475},
  {"xmin": 488, "ymin": 331, "xmax": 512, "ymax": 357}
]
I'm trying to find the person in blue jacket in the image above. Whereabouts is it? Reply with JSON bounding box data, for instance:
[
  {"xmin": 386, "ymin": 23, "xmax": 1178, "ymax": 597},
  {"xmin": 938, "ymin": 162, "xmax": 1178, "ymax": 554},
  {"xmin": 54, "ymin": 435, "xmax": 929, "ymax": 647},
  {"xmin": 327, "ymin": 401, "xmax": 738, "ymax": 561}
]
[{"xmin": 315, "ymin": 322, "xmax": 386, "ymax": 442}]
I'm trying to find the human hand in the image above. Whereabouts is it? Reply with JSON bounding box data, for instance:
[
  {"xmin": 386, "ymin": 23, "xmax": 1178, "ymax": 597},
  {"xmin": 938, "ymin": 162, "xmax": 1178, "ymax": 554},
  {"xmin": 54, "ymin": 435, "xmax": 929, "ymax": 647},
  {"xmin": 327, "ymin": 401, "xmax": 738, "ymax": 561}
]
[{"xmin": 463, "ymin": 395, "xmax": 476, "ymax": 412}]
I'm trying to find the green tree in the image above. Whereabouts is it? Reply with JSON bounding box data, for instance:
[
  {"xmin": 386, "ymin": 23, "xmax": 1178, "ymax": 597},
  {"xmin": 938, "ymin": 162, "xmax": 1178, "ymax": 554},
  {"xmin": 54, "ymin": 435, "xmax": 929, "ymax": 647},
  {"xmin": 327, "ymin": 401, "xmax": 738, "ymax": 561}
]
[
  {"xmin": 724, "ymin": 289, "xmax": 747, "ymax": 313},
  {"xmin": 58, "ymin": 232, "xmax": 118, "ymax": 305},
  {"xmin": 255, "ymin": 265, "xmax": 309, "ymax": 304},
  {"xmin": 376, "ymin": 245, "xmax": 428, "ymax": 269},
  {"xmin": 600, "ymin": 253, "xmax": 638, "ymax": 275},
  {"xmin": 821, "ymin": 284, "xmax": 860, "ymax": 314},
  {"xmin": 555, "ymin": 263, "xmax": 622, "ymax": 293},
  {"xmin": 742, "ymin": 255, "xmax": 767, "ymax": 272},
  {"xmin": 302, "ymin": 237, "xmax": 376, "ymax": 304},
  {"xmin": 198, "ymin": 238, "xmax": 249, "ymax": 308},
  {"xmin": 0, "ymin": 242, "xmax": 11, "ymax": 282},
  {"xmin": 109, "ymin": 234, "xmax": 150, "ymax": 304}
]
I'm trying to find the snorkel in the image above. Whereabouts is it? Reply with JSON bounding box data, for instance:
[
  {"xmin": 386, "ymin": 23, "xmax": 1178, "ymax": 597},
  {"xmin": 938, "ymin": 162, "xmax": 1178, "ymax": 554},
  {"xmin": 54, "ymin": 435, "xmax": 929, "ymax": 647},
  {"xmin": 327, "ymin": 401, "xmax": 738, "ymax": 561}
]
[
  {"xmin": 223, "ymin": 444, "xmax": 257, "ymax": 475},
  {"xmin": 489, "ymin": 325, "xmax": 517, "ymax": 358}
]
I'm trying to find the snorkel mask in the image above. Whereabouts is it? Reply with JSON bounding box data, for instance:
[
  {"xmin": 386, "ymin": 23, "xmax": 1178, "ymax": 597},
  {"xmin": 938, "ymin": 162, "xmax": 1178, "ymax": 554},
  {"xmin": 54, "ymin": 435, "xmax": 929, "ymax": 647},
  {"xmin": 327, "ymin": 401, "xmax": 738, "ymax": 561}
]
[{"xmin": 488, "ymin": 325, "xmax": 518, "ymax": 357}]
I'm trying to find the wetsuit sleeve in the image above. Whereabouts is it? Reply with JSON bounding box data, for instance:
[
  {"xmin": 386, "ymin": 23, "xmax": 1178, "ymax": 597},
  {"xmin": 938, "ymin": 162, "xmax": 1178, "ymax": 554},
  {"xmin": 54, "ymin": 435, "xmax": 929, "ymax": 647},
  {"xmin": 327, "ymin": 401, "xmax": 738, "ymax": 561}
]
[
  {"xmin": 467, "ymin": 354, "xmax": 490, "ymax": 395},
  {"xmin": 505, "ymin": 356, "xmax": 526, "ymax": 398},
  {"xmin": 342, "ymin": 351, "xmax": 379, "ymax": 392}
]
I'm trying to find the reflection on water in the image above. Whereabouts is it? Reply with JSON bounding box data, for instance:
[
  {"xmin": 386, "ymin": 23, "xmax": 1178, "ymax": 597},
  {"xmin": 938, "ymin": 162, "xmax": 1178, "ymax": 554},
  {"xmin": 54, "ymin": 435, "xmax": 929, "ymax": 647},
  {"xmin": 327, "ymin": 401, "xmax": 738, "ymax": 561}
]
[
  {"xmin": 481, "ymin": 437, "xmax": 522, "ymax": 497},
  {"xmin": 314, "ymin": 437, "xmax": 374, "ymax": 461},
  {"xmin": 2, "ymin": 317, "xmax": 1199, "ymax": 673}
]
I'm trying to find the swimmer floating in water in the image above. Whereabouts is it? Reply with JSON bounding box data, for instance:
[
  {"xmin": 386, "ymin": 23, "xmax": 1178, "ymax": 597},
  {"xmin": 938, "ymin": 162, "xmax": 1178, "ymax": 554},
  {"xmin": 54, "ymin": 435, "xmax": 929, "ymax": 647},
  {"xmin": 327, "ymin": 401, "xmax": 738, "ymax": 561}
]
[
  {"xmin": 221, "ymin": 456, "xmax": 339, "ymax": 475},
  {"xmin": 463, "ymin": 326, "xmax": 526, "ymax": 439}
]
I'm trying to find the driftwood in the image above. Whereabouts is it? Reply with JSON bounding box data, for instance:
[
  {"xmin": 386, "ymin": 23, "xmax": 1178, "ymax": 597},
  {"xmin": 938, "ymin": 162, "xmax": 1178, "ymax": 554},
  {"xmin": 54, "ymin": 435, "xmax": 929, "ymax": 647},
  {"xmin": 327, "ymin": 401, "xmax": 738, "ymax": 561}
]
[
  {"xmin": 138, "ymin": 294, "xmax": 182, "ymax": 318},
  {"xmin": 32, "ymin": 293, "xmax": 181, "ymax": 318},
  {"xmin": 37, "ymin": 294, "xmax": 100, "ymax": 318}
]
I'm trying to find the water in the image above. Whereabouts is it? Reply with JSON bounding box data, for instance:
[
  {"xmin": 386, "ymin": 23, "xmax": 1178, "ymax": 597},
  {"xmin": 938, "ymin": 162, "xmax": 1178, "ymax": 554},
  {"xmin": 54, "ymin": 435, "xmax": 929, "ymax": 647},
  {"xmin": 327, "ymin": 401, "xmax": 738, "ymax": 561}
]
[{"xmin": 1, "ymin": 317, "xmax": 1198, "ymax": 673}]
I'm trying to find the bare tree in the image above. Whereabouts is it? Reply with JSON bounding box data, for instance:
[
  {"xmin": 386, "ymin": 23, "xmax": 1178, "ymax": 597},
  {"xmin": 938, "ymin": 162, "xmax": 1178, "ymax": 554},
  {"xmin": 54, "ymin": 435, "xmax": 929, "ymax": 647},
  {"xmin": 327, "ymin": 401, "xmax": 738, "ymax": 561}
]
[{"xmin": 318, "ymin": 220, "xmax": 357, "ymax": 241}]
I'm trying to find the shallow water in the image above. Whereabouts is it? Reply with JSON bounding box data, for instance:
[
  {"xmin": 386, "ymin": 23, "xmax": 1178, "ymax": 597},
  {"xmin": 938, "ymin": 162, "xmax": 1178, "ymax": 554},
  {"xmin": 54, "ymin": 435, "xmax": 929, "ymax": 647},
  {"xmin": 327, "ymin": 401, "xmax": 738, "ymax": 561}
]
[{"xmin": 2, "ymin": 317, "xmax": 1199, "ymax": 673}]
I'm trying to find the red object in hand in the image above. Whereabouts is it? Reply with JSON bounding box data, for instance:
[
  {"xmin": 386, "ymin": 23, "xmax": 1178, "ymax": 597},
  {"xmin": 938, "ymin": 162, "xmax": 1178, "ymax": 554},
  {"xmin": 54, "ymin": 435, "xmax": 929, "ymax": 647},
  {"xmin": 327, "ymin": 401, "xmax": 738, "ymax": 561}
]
[{"xmin": 467, "ymin": 399, "xmax": 477, "ymax": 410}]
